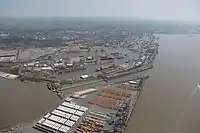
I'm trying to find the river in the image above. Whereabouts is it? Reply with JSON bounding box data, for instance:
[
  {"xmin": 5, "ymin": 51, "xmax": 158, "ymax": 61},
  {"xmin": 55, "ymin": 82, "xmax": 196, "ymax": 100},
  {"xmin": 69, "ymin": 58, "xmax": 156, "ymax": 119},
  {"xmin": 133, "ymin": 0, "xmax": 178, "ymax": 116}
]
[
  {"xmin": 126, "ymin": 34, "xmax": 200, "ymax": 133},
  {"xmin": 0, "ymin": 79, "xmax": 60, "ymax": 129}
]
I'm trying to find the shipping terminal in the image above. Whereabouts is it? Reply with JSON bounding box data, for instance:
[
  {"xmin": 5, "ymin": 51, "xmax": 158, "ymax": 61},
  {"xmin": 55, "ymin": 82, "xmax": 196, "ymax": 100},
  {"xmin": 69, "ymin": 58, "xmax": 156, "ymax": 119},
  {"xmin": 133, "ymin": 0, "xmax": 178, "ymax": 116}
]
[{"xmin": 1, "ymin": 33, "xmax": 159, "ymax": 133}]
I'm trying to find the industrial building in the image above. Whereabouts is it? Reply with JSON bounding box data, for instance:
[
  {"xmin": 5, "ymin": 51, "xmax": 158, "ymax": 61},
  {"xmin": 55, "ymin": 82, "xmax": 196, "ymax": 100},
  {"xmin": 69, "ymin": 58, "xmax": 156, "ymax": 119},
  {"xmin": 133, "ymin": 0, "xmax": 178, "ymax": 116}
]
[{"xmin": 33, "ymin": 101, "xmax": 88, "ymax": 133}]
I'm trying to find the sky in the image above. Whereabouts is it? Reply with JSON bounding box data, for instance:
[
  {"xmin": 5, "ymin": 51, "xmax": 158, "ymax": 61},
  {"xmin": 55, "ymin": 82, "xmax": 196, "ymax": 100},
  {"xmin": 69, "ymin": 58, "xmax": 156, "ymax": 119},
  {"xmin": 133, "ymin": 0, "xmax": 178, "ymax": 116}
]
[{"xmin": 0, "ymin": 0, "xmax": 200, "ymax": 22}]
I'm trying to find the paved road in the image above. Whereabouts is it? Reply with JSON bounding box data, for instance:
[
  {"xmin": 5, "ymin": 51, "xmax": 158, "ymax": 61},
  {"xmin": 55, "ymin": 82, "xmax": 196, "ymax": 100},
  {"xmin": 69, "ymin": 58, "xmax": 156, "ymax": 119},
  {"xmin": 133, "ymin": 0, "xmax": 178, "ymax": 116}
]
[{"xmin": 58, "ymin": 79, "xmax": 104, "ymax": 91}]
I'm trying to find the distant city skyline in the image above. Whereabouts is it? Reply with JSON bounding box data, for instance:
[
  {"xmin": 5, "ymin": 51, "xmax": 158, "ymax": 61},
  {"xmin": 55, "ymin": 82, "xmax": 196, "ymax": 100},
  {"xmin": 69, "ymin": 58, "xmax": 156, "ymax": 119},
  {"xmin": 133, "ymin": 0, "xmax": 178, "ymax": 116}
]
[{"xmin": 0, "ymin": 0, "xmax": 200, "ymax": 22}]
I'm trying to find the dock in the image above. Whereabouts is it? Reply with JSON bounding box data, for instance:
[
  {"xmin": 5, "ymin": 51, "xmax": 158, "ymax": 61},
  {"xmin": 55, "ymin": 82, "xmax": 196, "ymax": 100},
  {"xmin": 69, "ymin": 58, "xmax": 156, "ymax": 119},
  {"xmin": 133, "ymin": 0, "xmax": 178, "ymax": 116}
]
[{"xmin": 0, "ymin": 71, "xmax": 19, "ymax": 79}]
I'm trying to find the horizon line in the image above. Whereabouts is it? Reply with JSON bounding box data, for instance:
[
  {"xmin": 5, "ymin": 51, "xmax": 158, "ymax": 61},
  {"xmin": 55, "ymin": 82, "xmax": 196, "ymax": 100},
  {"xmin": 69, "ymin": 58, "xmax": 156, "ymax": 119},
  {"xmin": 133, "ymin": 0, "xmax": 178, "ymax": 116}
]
[{"xmin": 0, "ymin": 16, "xmax": 200, "ymax": 24}]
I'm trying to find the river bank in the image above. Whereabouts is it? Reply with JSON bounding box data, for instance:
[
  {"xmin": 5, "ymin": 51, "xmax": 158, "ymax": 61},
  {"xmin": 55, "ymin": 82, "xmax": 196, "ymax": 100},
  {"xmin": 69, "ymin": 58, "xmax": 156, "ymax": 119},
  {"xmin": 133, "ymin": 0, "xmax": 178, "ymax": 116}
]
[{"xmin": 126, "ymin": 34, "xmax": 200, "ymax": 133}]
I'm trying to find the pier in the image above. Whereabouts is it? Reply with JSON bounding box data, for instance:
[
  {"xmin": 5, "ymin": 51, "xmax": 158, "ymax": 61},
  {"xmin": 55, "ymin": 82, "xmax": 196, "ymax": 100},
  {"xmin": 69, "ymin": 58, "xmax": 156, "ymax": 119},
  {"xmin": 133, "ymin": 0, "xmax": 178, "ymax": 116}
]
[
  {"xmin": 0, "ymin": 71, "xmax": 19, "ymax": 79},
  {"xmin": 105, "ymin": 64, "xmax": 153, "ymax": 79}
]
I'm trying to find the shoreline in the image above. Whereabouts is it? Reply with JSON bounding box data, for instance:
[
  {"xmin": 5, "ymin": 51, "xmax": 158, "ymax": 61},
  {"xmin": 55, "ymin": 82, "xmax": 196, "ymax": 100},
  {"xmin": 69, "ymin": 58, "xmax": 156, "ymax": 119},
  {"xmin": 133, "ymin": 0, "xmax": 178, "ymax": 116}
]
[{"xmin": 0, "ymin": 71, "xmax": 18, "ymax": 79}]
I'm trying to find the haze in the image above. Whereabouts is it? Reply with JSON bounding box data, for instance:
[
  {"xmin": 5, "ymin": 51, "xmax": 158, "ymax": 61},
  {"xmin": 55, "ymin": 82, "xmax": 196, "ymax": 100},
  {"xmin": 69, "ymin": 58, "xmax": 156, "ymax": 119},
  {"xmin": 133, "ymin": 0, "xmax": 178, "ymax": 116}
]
[{"xmin": 0, "ymin": 0, "xmax": 200, "ymax": 22}]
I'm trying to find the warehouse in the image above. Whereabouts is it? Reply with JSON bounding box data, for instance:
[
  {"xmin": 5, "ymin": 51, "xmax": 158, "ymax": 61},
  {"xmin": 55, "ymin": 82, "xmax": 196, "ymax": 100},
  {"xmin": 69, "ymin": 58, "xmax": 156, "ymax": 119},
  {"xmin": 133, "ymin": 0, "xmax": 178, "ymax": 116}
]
[{"xmin": 33, "ymin": 102, "xmax": 88, "ymax": 133}]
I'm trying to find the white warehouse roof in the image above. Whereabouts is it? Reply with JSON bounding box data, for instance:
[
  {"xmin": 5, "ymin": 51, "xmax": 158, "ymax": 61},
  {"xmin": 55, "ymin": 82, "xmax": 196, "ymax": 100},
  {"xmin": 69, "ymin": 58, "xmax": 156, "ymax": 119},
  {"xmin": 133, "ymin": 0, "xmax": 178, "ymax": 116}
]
[
  {"xmin": 65, "ymin": 120, "xmax": 75, "ymax": 127},
  {"xmin": 59, "ymin": 125, "xmax": 70, "ymax": 133},
  {"xmin": 52, "ymin": 123, "xmax": 61, "ymax": 130},
  {"xmin": 74, "ymin": 88, "xmax": 97, "ymax": 96},
  {"xmin": 41, "ymin": 67, "xmax": 53, "ymax": 70},
  {"xmin": 70, "ymin": 115, "xmax": 80, "ymax": 122},
  {"xmin": 57, "ymin": 105, "xmax": 71, "ymax": 113},
  {"xmin": 75, "ymin": 111, "xmax": 84, "ymax": 116},
  {"xmin": 48, "ymin": 115, "xmax": 61, "ymax": 122},
  {"xmin": 80, "ymin": 74, "xmax": 89, "ymax": 79},
  {"xmin": 58, "ymin": 118, "xmax": 67, "ymax": 124},
  {"xmin": 64, "ymin": 113, "xmax": 72, "ymax": 119},
  {"xmin": 44, "ymin": 113, "xmax": 51, "ymax": 119},
  {"xmin": 79, "ymin": 106, "xmax": 88, "ymax": 112},
  {"xmin": 68, "ymin": 108, "xmax": 76, "ymax": 114},
  {"xmin": 38, "ymin": 118, "xmax": 45, "ymax": 124},
  {"xmin": 35, "ymin": 102, "xmax": 88, "ymax": 133},
  {"xmin": 52, "ymin": 109, "xmax": 66, "ymax": 117}
]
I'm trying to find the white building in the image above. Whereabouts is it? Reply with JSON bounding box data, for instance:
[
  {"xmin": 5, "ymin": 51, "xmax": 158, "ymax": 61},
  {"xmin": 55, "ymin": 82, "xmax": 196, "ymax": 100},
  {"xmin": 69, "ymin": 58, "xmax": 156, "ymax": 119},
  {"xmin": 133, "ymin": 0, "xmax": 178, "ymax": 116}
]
[{"xmin": 80, "ymin": 74, "xmax": 89, "ymax": 79}]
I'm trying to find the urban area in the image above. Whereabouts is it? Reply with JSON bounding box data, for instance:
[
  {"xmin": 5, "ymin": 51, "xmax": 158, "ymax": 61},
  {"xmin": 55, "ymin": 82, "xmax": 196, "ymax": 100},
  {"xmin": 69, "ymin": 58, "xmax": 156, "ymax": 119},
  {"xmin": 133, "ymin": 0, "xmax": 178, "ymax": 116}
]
[{"xmin": 0, "ymin": 19, "xmax": 159, "ymax": 133}]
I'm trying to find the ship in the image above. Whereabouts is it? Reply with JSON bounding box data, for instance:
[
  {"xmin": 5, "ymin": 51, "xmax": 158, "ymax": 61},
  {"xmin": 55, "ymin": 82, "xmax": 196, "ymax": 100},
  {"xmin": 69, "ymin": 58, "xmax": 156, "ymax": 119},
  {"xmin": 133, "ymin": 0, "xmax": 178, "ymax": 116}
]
[{"xmin": 190, "ymin": 84, "xmax": 200, "ymax": 97}]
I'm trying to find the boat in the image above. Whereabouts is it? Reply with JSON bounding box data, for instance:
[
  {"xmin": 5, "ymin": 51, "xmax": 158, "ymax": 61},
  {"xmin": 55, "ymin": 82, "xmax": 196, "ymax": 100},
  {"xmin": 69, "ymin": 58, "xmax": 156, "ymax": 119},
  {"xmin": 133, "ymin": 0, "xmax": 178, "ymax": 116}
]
[
  {"xmin": 198, "ymin": 84, "xmax": 200, "ymax": 88},
  {"xmin": 190, "ymin": 84, "xmax": 200, "ymax": 97}
]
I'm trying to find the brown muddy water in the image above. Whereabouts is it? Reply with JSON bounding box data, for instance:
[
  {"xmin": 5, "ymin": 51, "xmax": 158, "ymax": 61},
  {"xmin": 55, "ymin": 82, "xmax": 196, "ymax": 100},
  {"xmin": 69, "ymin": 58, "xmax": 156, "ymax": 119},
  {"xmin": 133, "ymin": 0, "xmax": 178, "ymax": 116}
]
[
  {"xmin": 0, "ymin": 79, "xmax": 60, "ymax": 129},
  {"xmin": 126, "ymin": 34, "xmax": 200, "ymax": 133}
]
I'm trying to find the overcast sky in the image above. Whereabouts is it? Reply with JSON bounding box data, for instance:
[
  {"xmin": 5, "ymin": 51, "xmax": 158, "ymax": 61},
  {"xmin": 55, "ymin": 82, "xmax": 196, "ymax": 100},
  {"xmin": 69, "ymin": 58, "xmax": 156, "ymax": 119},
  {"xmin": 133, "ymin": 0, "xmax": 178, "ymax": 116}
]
[{"xmin": 0, "ymin": 0, "xmax": 200, "ymax": 21}]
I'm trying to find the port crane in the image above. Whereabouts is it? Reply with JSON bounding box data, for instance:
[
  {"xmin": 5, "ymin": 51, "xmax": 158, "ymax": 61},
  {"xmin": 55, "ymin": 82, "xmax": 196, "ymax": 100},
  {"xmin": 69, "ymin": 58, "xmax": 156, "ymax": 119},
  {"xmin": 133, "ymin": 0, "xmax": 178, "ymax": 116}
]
[{"xmin": 106, "ymin": 86, "xmax": 130, "ymax": 133}]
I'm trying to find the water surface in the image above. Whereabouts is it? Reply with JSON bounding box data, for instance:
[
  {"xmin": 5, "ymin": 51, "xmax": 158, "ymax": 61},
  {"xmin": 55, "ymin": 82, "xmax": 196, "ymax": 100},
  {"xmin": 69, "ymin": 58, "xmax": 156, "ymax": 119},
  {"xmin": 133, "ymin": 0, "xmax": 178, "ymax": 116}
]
[
  {"xmin": 126, "ymin": 34, "xmax": 200, "ymax": 133},
  {"xmin": 0, "ymin": 79, "xmax": 60, "ymax": 129}
]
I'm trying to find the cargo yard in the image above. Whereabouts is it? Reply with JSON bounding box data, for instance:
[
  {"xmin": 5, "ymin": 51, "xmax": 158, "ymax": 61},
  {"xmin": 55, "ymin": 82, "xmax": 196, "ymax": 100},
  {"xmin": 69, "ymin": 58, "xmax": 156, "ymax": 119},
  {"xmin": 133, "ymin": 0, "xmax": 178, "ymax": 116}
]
[
  {"xmin": 4, "ymin": 76, "xmax": 148, "ymax": 133},
  {"xmin": 0, "ymin": 31, "xmax": 159, "ymax": 133}
]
